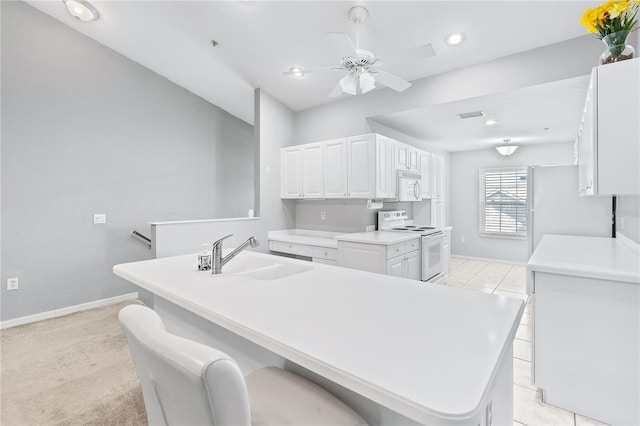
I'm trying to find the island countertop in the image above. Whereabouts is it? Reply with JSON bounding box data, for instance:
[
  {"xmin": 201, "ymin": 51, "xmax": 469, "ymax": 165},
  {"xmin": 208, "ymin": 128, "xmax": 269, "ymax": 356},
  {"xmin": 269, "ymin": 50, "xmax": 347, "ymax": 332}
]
[{"xmin": 114, "ymin": 251, "xmax": 523, "ymax": 424}]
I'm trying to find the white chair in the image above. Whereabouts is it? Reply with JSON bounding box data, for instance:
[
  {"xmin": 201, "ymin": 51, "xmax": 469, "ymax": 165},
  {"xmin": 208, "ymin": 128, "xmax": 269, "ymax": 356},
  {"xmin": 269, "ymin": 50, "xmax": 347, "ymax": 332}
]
[{"xmin": 119, "ymin": 305, "xmax": 368, "ymax": 426}]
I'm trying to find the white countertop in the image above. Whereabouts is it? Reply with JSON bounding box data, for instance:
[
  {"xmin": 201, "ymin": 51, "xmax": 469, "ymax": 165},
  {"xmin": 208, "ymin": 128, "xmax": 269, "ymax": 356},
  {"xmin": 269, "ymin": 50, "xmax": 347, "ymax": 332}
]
[
  {"xmin": 114, "ymin": 251, "xmax": 523, "ymax": 424},
  {"xmin": 528, "ymin": 234, "xmax": 640, "ymax": 284},
  {"xmin": 334, "ymin": 231, "xmax": 421, "ymax": 245},
  {"xmin": 267, "ymin": 229, "xmax": 343, "ymax": 248}
]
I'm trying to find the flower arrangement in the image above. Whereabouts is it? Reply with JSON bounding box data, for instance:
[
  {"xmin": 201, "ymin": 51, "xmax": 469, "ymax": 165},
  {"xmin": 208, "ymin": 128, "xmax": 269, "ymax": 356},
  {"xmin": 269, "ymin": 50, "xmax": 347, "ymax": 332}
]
[{"xmin": 581, "ymin": 1, "xmax": 639, "ymax": 38}]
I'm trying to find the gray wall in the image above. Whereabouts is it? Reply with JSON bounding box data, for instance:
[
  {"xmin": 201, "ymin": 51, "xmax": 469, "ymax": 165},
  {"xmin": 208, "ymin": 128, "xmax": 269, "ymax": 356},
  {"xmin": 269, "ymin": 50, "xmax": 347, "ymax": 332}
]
[
  {"xmin": 151, "ymin": 89, "xmax": 296, "ymax": 258},
  {"xmin": 1, "ymin": 1, "xmax": 254, "ymax": 321},
  {"xmin": 294, "ymin": 200, "xmax": 415, "ymax": 233},
  {"xmin": 449, "ymin": 142, "xmax": 574, "ymax": 263}
]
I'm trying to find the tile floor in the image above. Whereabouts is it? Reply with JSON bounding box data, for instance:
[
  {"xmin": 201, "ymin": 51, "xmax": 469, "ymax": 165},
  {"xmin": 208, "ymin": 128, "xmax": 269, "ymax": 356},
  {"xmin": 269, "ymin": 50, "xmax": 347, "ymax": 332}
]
[{"xmin": 443, "ymin": 258, "xmax": 609, "ymax": 426}]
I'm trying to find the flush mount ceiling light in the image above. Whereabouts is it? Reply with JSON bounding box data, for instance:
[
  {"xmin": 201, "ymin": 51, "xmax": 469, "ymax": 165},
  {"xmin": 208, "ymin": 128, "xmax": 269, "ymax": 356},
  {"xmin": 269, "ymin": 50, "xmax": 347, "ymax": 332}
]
[
  {"xmin": 289, "ymin": 67, "xmax": 304, "ymax": 77},
  {"xmin": 446, "ymin": 33, "xmax": 465, "ymax": 46},
  {"xmin": 63, "ymin": 0, "xmax": 99, "ymax": 21},
  {"xmin": 485, "ymin": 119, "xmax": 498, "ymax": 126},
  {"xmin": 496, "ymin": 138, "xmax": 519, "ymax": 156}
]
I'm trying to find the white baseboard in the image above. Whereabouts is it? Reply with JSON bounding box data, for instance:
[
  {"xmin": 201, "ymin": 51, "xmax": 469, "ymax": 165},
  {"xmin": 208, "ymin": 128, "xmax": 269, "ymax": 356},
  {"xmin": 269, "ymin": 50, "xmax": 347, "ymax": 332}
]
[
  {"xmin": 0, "ymin": 292, "xmax": 138, "ymax": 330},
  {"xmin": 451, "ymin": 254, "xmax": 527, "ymax": 266}
]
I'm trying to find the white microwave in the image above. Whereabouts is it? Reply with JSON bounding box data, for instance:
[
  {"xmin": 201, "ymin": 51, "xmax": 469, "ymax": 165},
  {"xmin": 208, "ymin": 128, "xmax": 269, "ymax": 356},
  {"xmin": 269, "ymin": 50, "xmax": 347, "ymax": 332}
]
[{"xmin": 398, "ymin": 170, "xmax": 422, "ymax": 202}]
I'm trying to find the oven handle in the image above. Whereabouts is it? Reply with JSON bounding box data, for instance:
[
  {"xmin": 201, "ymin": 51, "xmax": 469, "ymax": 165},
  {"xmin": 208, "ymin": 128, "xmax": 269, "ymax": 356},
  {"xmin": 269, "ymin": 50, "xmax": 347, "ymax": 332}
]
[
  {"xmin": 422, "ymin": 232, "xmax": 444, "ymax": 241},
  {"xmin": 414, "ymin": 181, "xmax": 421, "ymax": 199}
]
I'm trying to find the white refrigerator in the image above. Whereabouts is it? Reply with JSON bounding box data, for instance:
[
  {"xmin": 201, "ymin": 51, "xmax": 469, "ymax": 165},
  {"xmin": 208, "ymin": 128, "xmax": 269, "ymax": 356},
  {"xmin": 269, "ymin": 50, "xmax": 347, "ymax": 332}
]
[{"xmin": 527, "ymin": 165, "xmax": 612, "ymax": 258}]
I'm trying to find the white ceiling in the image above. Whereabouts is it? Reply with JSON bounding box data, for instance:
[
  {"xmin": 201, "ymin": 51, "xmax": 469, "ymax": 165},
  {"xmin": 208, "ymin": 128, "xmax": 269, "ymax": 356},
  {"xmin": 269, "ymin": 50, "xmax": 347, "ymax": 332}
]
[
  {"xmin": 27, "ymin": 0, "xmax": 598, "ymax": 127},
  {"xmin": 371, "ymin": 75, "xmax": 591, "ymax": 152}
]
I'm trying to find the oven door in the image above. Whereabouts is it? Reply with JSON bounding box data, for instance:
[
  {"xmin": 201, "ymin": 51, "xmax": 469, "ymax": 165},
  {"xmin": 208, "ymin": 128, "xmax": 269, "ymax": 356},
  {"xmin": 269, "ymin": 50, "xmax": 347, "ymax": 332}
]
[{"xmin": 421, "ymin": 232, "xmax": 444, "ymax": 282}]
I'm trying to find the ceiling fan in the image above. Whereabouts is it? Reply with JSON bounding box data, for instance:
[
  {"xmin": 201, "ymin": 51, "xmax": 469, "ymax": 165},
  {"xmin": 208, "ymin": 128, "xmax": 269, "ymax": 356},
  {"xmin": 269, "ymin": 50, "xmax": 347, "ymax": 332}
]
[{"xmin": 283, "ymin": 6, "xmax": 434, "ymax": 97}]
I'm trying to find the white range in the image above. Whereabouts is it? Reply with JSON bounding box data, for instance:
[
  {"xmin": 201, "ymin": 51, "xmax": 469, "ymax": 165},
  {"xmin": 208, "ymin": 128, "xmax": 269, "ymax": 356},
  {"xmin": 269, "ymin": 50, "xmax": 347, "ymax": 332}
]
[{"xmin": 377, "ymin": 210, "xmax": 446, "ymax": 282}]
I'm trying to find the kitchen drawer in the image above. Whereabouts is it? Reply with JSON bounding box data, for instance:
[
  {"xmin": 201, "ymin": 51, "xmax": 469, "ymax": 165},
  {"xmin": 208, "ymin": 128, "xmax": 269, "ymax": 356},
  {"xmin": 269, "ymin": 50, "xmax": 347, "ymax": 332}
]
[
  {"xmin": 386, "ymin": 239, "xmax": 420, "ymax": 259},
  {"xmin": 312, "ymin": 247, "xmax": 337, "ymax": 261},
  {"xmin": 405, "ymin": 238, "xmax": 420, "ymax": 253},
  {"xmin": 387, "ymin": 241, "xmax": 406, "ymax": 258},
  {"xmin": 269, "ymin": 241, "xmax": 313, "ymax": 257}
]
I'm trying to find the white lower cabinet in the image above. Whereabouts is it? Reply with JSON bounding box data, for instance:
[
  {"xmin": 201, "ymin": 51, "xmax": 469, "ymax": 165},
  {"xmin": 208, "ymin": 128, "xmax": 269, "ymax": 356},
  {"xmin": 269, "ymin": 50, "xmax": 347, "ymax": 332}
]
[
  {"xmin": 338, "ymin": 238, "xmax": 421, "ymax": 280},
  {"xmin": 530, "ymin": 271, "xmax": 639, "ymax": 425},
  {"xmin": 389, "ymin": 249, "xmax": 420, "ymax": 280}
]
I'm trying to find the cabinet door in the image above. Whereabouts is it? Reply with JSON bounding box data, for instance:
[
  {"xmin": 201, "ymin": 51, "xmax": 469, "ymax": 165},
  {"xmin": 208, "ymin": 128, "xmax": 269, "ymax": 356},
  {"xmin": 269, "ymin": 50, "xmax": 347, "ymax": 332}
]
[
  {"xmin": 408, "ymin": 148, "xmax": 419, "ymax": 173},
  {"xmin": 431, "ymin": 154, "xmax": 444, "ymax": 198},
  {"xmin": 302, "ymin": 143, "xmax": 324, "ymax": 198},
  {"xmin": 396, "ymin": 142, "xmax": 409, "ymax": 170},
  {"xmin": 419, "ymin": 151, "xmax": 431, "ymax": 198},
  {"xmin": 386, "ymin": 255, "xmax": 405, "ymax": 278},
  {"xmin": 405, "ymin": 250, "xmax": 421, "ymax": 280},
  {"xmin": 375, "ymin": 135, "xmax": 389, "ymax": 198},
  {"xmin": 387, "ymin": 140, "xmax": 398, "ymax": 199},
  {"xmin": 323, "ymin": 139, "xmax": 348, "ymax": 198},
  {"xmin": 281, "ymin": 147, "xmax": 302, "ymax": 199},
  {"xmin": 347, "ymin": 135, "xmax": 375, "ymax": 198}
]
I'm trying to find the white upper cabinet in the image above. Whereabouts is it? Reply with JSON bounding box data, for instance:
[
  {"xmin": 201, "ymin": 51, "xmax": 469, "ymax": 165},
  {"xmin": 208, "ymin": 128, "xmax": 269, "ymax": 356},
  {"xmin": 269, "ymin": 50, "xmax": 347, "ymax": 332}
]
[
  {"xmin": 281, "ymin": 143, "xmax": 323, "ymax": 199},
  {"xmin": 578, "ymin": 59, "xmax": 640, "ymax": 196},
  {"xmin": 323, "ymin": 139, "xmax": 348, "ymax": 198},
  {"xmin": 281, "ymin": 133, "xmax": 439, "ymax": 201},
  {"xmin": 419, "ymin": 151, "xmax": 431, "ymax": 198},
  {"xmin": 395, "ymin": 142, "xmax": 419, "ymax": 173},
  {"xmin": 302, "ymin": 143, "xmax": 324, "ymax": 198},
  {"xmin": 430, "ymin": 153, "xmax": 445, "ymax": 199},
  {"xmin": 281, "ymin": 147, "xmax": 302, "ymax": 199},
  {"xmin": 347, "ymin": 134, "xmax": 376, "ymax": 198}
]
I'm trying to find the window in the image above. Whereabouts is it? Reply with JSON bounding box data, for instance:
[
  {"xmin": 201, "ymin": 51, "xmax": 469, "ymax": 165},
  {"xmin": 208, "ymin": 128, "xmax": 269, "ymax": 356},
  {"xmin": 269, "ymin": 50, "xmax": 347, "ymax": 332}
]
[{"xmin": 479, "ymin": 168, "xmax": 527, "ymax": 237}]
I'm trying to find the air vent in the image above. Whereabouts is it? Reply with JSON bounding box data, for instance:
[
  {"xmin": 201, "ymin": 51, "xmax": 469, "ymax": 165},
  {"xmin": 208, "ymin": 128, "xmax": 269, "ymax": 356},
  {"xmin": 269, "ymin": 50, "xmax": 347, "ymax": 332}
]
[{"xmin": 457, "ymin": 111, "xmax": 485, "ymax": 119}]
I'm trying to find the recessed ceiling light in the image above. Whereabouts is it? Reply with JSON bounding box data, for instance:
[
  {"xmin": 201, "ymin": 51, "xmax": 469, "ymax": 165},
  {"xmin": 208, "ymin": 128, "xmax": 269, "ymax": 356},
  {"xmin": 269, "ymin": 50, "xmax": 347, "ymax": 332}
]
[
  {"xmin": 289, "ymin": 67, "xmax": 304, "ymax": 78},
  {"xmin": 485, "ymin": 119, "xmax": 498, "ymax": 126},
  {"xmin": 446, "ymin": 33, "xmax": 464, "ymax": 46},
  {"xmin": 63, "ymin": 0, "xmax": 99, "ymax": 22}
]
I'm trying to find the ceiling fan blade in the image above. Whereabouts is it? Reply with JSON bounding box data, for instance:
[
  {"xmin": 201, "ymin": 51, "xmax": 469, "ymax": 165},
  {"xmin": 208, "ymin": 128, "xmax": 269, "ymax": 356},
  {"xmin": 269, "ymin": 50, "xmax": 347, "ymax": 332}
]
[
  {"xmin": 282, "ymin": 66, "xmax": 341, "ymax": 76},
  {"xmin": 327, "ymin": 32, "xmax": 359, "ymax": 58},
  {"xmin": 373, "ymin": 70, "xmax": 412, "ymax": 92},
  {"xmin": 328, "ymin": 80, "xmax": 344, "ymax": 98}
]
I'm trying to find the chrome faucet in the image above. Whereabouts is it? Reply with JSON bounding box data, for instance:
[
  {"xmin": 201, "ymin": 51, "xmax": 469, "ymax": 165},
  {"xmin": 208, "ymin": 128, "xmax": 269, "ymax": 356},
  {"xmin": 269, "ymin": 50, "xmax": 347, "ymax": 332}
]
[{"xmin": 211, "ymin": 234, "xmax": 260, "ymax": 274}]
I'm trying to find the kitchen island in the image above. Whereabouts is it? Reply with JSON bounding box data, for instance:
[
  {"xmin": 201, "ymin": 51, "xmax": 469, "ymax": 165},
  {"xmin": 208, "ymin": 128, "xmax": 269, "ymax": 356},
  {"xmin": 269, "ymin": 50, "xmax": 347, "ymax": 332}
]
[{"xmin": 114, "ymin": 250, "xmax": 524, "ymax": 425}]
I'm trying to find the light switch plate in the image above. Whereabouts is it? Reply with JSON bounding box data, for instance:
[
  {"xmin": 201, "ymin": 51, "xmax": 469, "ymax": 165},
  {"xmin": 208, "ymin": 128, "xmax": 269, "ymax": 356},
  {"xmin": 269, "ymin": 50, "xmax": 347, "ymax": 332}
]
[{"xmin": 94, "ymin": 214, "xmax": 106, "ymax": 224}]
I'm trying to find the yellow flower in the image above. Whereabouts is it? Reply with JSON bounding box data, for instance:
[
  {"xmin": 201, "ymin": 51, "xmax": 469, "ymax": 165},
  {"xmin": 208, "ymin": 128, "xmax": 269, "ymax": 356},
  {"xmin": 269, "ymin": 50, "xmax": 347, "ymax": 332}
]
[{"xmin": 609, "ymin": 1, "xmax": 631, "ymax": 18}]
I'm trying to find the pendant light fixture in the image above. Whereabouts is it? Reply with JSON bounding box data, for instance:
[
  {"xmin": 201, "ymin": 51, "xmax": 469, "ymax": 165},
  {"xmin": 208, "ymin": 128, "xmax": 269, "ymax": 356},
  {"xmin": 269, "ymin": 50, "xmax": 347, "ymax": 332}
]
[
  {"xmin": 63, "ymin": 0, "xmax": 99, "ymax": 22},
  {"xmin": 496, "ymin": 138, "xmax": 519, "ymax": 156}
]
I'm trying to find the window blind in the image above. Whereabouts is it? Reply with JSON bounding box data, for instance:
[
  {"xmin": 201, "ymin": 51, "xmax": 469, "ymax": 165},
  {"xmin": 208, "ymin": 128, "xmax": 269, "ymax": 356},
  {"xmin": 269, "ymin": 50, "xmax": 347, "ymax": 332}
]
[{"xmin": 480, "ymin": 169, "xmax": 527, "ymax": 236}]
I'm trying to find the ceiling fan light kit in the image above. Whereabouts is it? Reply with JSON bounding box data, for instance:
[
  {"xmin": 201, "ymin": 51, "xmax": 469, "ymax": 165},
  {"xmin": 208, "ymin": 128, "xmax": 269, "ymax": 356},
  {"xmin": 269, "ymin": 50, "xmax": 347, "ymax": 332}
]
[
  {"xmin": 283, "ymin": 5, "xmax": 413, "ymax": 97},
  {"xmin": 496, "ymin": 138, "xmax": 519, "ymax": 156}
]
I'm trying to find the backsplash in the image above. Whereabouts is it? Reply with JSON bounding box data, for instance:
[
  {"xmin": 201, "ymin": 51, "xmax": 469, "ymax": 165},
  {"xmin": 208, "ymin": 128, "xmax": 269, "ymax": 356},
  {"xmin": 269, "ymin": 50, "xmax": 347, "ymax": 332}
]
[
  {"xmin": 617, "ymin": 195, "xmax": 640, "ymax": 243},
  {"xmin": 294, "ymin": 200, "xmax": 428, "ymax": 233}
]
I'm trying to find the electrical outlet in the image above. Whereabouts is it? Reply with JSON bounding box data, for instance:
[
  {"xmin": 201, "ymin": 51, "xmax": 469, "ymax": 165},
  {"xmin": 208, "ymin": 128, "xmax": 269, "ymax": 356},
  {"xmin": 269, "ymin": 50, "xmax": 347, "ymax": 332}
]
[
  {"xmin": 94, "ymin": 214, "xmax": 106, "ymax": 224},
  {"xmin": 320, "ymin": 212, "xmax": 326, "ymax": 220},
  {"xmin": 7, "ymin": 277, "xmax": 18, "ymax": 291},
  {"xmin": 460, "ymin": 236, "xmax": 466, "ymax": 243}
]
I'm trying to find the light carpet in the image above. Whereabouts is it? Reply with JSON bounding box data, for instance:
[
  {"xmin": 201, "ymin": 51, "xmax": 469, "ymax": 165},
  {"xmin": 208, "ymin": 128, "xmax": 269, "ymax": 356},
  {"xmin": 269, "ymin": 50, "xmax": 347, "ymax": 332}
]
[{"xmin": 1, "ymin": 301, "xmax": 147, "ymax": 425}]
